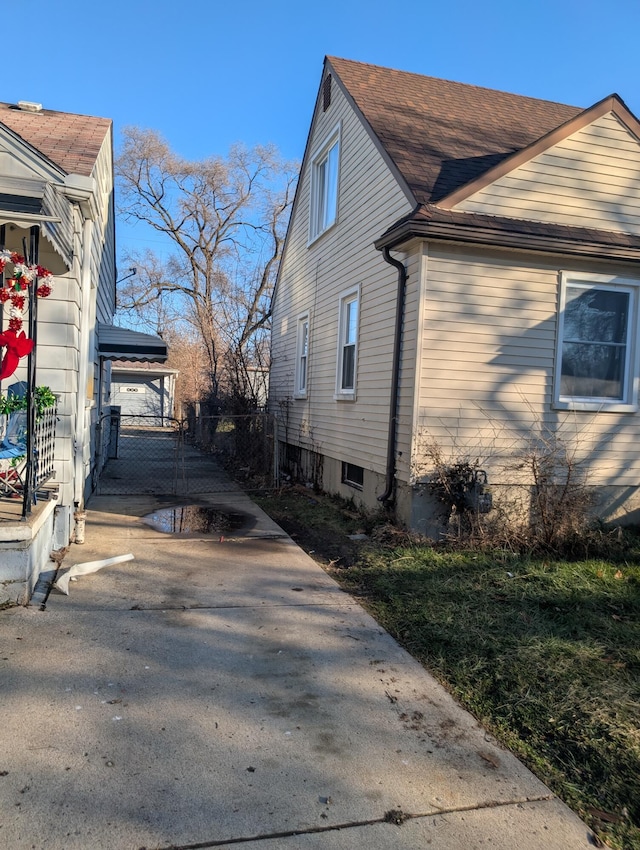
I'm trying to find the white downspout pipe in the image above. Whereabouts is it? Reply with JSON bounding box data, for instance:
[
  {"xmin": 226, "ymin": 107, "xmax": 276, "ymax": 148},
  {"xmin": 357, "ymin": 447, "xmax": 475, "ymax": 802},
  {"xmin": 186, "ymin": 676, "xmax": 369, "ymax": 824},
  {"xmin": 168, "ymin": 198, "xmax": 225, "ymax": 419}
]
[{"xmin": 73, "ymin": 218, "xmax": 93, "ymax": 516}]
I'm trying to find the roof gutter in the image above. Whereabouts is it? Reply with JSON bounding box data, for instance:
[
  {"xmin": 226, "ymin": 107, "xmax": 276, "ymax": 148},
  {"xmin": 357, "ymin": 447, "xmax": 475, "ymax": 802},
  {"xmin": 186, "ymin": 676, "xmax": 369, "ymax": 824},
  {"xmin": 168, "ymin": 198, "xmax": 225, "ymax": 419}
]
[
  {"xmin": 375, "ymin": 218, "xmax": 640, "ymax": 263},
  {"xmin": 378, "ymin": 246, "xmax": 407, "ymax": 505}
]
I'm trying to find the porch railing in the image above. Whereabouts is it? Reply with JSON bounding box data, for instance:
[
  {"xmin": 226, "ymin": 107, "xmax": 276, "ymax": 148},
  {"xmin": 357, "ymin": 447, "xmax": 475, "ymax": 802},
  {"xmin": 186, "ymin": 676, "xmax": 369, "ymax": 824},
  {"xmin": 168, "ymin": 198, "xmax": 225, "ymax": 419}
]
[
  {"xmin": 32, "ymin": 403, "xmax": 57, "ymax": 493},
  {"xmin": 0, "ymin": 403, "xmax": 57, "ymax": 511}
]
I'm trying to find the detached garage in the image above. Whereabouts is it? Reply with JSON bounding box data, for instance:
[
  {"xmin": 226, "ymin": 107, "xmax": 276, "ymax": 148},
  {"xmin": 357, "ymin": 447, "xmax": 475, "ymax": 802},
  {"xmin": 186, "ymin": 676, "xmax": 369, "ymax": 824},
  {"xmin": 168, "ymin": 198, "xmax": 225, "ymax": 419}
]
[{"xmin": 111, "ymin": 361, "xmax": 179, "ymax": 424}]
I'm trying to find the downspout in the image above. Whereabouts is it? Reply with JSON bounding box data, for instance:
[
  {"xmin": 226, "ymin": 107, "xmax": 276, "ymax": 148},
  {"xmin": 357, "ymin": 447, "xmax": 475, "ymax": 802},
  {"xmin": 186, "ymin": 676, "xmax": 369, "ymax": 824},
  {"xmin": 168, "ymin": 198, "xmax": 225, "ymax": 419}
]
[
  {"xmin": 378, "ymin": 246, "xmax": 407, "ymax": 505},
  {"xmin": 73, "ymin": 218, "xmax": 93, "ymax": 519}
]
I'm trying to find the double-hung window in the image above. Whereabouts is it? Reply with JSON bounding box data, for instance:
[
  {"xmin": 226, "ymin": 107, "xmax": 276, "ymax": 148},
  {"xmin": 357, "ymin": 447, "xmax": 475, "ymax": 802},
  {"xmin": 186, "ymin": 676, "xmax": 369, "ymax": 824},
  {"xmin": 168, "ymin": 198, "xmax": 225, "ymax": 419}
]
[
  {"xmin": 294, "ymin": 313, "xmax": 310, "ymax": 398},
  {"xmin": 336, "ymin": 287, "xmax": 359, "ymax": 398},
  {"xmin": 309, "ymin": 126, "xmax": 340, "ymax": 242},
  {"xmin": 555, "ymin": 272, "xmax": 638, "ymax": 411}
]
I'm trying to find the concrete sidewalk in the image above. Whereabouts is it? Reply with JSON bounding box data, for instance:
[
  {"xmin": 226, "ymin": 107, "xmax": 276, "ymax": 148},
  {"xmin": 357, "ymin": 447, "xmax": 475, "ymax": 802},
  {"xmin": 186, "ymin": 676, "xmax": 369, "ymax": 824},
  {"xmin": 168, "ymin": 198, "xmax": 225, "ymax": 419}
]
[{"xmin": 0, "ymin": 491, "xmax": 595, "ymax": 849}]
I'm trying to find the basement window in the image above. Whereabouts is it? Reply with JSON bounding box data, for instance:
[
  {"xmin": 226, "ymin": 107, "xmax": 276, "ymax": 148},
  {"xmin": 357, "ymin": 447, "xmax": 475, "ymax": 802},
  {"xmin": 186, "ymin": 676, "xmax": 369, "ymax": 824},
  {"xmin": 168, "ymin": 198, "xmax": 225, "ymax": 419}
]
[{"xmin": 342, "ymin": 461, "xmax": 364, "ymax": 490}]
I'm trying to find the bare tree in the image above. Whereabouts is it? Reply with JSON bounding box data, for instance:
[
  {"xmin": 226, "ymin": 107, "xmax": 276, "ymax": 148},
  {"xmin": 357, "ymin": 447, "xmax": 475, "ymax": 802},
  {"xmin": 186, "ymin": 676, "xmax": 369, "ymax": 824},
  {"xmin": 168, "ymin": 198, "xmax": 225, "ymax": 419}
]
[
  {"xmin": 161, "ymin": 325, "xmax": 211, "ymax": 412},
  {"xmin": 116, "ymin": 128, "xmax": 296, "ymax": 403}
]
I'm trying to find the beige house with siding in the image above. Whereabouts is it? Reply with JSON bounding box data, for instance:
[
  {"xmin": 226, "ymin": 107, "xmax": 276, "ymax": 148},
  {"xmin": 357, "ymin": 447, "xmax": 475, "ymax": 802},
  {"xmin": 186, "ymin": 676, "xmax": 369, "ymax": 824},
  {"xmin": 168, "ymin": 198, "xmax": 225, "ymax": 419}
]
[
  {"xmin": 269, "ymin": 56, "xmax": 640, "ymax": 532},
  {"xmin": 0, "ymin": 101, "xmax": 166, "ymax": 603}
]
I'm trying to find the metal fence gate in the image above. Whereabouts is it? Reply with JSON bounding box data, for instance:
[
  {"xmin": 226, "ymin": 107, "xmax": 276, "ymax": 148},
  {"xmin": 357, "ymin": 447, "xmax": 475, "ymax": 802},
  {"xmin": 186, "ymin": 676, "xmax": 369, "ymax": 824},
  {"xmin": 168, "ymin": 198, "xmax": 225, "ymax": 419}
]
[{"xmin": 95, "ymin": 411, "xmax": 277, "ymax": 497}]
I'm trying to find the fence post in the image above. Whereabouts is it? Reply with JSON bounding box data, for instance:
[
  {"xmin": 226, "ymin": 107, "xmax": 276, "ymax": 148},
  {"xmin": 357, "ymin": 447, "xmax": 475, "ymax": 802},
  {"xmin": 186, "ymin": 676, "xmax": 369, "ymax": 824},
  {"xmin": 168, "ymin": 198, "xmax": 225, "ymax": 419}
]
[{"xmin": 109, "ymin": 407, "xmax": 121, "ymax": 459}]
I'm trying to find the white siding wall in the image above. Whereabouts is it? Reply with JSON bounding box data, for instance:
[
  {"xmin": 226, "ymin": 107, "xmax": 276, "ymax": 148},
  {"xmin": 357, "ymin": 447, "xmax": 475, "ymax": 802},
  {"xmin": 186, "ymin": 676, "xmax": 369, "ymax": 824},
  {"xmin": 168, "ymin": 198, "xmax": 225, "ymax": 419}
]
[
  {"xmin": 4, "ymin": 131, "xmax": 115, "ymax": 512},
  {"xmin": 270, "ymin": 76, "xmax": 413, "ymax": 492},
  {"xmin": 415, "ymin": 243, "xmax": 640, "ymax": 489},
  {"xmin": 456, "ymin": 113, "xmax": 640, "ymax": 234},
  {"xmin": 93, "ymin": 128, "xmax": 116, "ymax": 325},
  {"xmin": 36, "ymin": 206, "xmax": 83, "ymax": 507},
  {"xmin": 83, "ymin": 132, "xmax": 116, "ymax": 506},
  {"xmin": 42, "ymin": 181, "xmax": 74, "ymax": 268}
]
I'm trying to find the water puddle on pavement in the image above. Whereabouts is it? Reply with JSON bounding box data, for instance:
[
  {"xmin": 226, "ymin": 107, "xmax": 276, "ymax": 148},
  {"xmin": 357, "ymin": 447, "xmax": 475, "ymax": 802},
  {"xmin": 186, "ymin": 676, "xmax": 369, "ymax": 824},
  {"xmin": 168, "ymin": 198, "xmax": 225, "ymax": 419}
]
[{"xmin": 143, "ymin": 505, "xmax": 246, "ymax": 535}]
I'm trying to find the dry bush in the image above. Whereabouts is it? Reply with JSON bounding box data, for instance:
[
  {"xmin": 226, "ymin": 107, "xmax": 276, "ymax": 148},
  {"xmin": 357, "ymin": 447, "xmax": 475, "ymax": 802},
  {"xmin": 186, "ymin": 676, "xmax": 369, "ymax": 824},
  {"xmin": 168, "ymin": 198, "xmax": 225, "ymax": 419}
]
[
  {"xmin": 370, "ymin": 523, "xmax": 427, "ymax": 548},
  {"xmin": 419, "ymin": 424, "xmax": 594, "ymax": 556}
]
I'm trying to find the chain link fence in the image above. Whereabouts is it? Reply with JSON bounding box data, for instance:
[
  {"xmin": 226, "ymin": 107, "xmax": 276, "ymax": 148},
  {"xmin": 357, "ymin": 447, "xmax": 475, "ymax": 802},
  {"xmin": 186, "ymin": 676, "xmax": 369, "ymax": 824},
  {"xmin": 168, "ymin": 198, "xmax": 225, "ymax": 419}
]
[
  {"xmin": 183, "ymin": 410, "xmax": 277, "ymax": 491},
  {"xmin": 95, "ymin": 413, "xmax": 186, "ymax": 495},
  {"xmin": 95, "ymin": 408, "xmax": 277, "ymax": 496}
]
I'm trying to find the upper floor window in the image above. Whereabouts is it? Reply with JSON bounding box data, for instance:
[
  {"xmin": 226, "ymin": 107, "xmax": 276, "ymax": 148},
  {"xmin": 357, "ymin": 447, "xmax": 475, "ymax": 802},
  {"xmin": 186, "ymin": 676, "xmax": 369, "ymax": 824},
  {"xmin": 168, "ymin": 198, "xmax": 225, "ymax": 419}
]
[
  {"xmin": 555, "ymin": 272, "xmax": 638, "ymax": 411},
  {"xmin": 336, "ymin": 286, "xmax": 359, "ymax": 398},
  {"xmin": 294, "ymin": 313, "xmax": 309, "ymax": 398},
  {"xmin": 309, "ymin": 126, "xmax": 340, "ymax": 242}
]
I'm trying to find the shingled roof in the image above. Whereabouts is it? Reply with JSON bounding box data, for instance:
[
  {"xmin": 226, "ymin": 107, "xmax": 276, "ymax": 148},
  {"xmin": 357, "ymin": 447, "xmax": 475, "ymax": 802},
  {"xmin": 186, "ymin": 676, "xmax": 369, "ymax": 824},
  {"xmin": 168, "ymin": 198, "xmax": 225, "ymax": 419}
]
[
  {"xmin": 327, "ymin": 57, "xmax": 581, "ymax": 205},
  {"xmin": 325, "ymin": 57, "xmax": 640, "ymax": 261},
  {"xmin": 0, "ymin": 102, "xmax": 111, "ymax": 177}
]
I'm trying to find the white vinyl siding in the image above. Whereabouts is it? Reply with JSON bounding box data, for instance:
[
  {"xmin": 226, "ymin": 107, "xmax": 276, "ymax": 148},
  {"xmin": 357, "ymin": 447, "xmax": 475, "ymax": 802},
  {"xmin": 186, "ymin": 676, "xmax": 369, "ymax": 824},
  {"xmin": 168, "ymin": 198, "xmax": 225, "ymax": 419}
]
[
  {"xmin": 269, "ymin": 73, "xmax": 414, "ymax": 479},
  {"xmin": 455, "ymin": 113, "xmax": 640, "ymax": 235},
  {"xmin": 93, "ymin": 127, "xmax": 117, "ymax": 324},
  {"xmin": 42, "ymin": 181, "xmax": 74, "ymax": 268},
  {"xmin": 413, "ymin": 244, "xmax": 640, "ymax": 489},
  {"xmin": 33, "ymin": 207, "xmax": 84, "ymax": 506},
  {"xmin": 39, "ymin": 131, "xmax": 115, "ymax": 507}
]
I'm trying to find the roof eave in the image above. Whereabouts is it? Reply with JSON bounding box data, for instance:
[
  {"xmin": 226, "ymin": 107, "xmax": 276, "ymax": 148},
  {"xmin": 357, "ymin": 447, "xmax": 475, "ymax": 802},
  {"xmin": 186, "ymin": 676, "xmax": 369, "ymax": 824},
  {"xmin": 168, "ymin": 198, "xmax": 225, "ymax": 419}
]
[{"xmin": 375, "ymin": 217, "xmax": 640, "ymax": 264}]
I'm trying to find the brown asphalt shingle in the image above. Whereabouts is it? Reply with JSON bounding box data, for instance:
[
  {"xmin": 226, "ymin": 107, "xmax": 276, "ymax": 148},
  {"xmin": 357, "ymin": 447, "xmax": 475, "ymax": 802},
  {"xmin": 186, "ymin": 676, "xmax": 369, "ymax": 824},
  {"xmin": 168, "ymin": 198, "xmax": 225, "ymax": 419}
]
[
  {"xmin": 328, "ymin": 57, "xmax": 582, "ymax": 204},
  {"xmin": 0, "ymin": 103, "xmax": 111, "ymax": 177}
]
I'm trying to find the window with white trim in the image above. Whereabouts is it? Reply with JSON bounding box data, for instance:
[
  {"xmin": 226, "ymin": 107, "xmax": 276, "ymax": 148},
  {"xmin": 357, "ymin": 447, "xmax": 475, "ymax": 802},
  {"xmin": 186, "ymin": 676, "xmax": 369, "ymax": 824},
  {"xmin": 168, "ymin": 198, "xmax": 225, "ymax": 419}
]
[
  {"xmin": 294, "ymin": 313, "xmax": 309, "ymax": 398},
  {"xmin": 336, "ymin": 287, "xmax": 359, "ymax": 398},
  {"xmin": 309, "ymin": 126, "xmax": 340, "ymax": 241},
  {"xmin": 555, "ymin": 272, "xmax": 639, "ymax": 411}
]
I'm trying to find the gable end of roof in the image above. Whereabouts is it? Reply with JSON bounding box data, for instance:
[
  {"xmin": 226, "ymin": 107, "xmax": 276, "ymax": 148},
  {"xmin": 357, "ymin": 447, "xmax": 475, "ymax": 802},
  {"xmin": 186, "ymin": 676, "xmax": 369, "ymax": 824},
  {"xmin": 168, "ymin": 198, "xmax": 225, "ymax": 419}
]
[{"xmin": 439, "ymin": 94, "xmax": 640, "ymax": 209}]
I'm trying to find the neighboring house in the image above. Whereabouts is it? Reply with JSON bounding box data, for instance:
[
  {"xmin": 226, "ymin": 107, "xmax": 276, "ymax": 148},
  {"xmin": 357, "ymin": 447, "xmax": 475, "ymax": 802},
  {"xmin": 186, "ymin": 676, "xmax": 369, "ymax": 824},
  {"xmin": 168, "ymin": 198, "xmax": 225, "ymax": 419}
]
[
  {"xmin": 269, "ymin": 56, "xmax": 640, "ymax": 532},
  {"xmin": 111, "ymin": 359, "xmax": 178, "ymax": 423},
  {"xmin": 0, "ymin": 100, "xmax": 166, "ymax": 603}
]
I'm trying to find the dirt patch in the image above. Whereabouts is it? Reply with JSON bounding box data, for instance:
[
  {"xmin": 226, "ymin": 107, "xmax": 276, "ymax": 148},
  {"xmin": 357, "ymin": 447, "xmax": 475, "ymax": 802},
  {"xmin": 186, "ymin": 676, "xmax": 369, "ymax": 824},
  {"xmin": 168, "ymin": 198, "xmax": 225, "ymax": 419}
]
[{"xmin": 272, "ymin": 512, "xmax": 363, "ymax": 568}]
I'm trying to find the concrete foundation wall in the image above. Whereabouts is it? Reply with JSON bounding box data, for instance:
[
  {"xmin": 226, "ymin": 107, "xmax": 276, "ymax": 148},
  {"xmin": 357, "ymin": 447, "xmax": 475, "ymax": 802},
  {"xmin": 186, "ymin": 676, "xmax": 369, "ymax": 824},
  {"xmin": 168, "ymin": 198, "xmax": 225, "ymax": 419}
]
[
  {"xmin": 0, "ymin": 497, "xmax": 58, "ymax": 605},
  {"xmin": 279, "ymin": 441, "xmax": 640, "ymax": 536},
  {"xmin": 321, "ymin": 454, "xmax": 387, "ymax": 511},
  {"xmin": 405, "ymin": 482, "xmax": 640, "ymax": 539}
]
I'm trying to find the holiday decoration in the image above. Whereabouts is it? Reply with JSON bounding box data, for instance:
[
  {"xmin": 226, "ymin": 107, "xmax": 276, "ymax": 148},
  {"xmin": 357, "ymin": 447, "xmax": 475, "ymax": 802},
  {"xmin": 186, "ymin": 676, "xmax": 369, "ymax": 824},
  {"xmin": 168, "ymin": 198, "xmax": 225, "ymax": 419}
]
[
  {"xmin": 0, "ymin": 330, "xmax": 34, "ymax": 379},
  {"xmin": 0, "ymin": 249, "xmax": 53, "ymax": 379}
]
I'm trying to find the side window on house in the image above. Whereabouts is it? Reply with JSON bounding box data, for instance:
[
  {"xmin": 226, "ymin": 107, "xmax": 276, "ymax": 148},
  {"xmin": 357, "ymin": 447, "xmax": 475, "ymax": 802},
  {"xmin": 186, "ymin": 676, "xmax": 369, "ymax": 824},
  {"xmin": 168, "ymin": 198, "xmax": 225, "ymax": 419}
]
[
  {"xmin": 342, "ymin": 461, "xmax": 364, "ymax": 489},
  {"xmin": 295, "ymin": 313, "xmax": 309, "ymax": 397},
  {"xmin": 336, "ymin": 287, "xmax": 359, "ymax": 397},
  {"xmin": 556, "ymin": 273, "xmax": 638, "ymax": 410},
  {"xmin": 309, "ymin": 126, "xmax": 340, "ymax": 241}
]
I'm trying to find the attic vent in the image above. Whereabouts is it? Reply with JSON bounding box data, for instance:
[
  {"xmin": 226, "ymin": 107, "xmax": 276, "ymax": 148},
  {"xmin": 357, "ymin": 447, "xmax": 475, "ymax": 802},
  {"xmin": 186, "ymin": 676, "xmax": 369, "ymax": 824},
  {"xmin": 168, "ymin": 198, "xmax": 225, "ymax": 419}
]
[
  {"xmin": 17, "ymin": 100, "xmax": 42, "ymax": 113},
  {"xmin": 323, "ymin": 74, "xmax": 332, "ymax": 112}
]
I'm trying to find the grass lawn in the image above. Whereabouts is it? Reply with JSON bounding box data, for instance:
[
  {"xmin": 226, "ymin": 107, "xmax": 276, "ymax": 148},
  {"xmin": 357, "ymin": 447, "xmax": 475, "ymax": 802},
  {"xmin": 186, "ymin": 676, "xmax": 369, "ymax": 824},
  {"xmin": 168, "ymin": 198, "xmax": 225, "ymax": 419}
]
[{"xmin": 256, "ymin": 487, "xmax": 640, "ymax": 850}]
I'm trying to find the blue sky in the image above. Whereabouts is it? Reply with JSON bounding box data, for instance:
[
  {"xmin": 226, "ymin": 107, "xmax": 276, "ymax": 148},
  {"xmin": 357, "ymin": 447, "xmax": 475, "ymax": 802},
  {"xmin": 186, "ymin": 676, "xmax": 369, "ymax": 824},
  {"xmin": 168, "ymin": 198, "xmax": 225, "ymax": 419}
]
[{"xmin": 10, "ymin": 0, "xmax": 640, "ymax": 260}]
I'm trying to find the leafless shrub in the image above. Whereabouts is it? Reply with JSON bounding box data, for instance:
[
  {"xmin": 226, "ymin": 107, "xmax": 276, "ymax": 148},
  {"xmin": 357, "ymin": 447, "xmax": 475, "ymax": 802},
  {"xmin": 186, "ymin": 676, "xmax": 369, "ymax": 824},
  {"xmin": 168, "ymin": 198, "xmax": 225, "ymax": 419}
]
[
  {"xmin": 512, "ymin": 425, "xmax": 593, "ymax": 553},
  {"xmin": 370, "ymin": 523, "xmax": 426, "ymax": 548},
  {"xmin": 418, "ymin": 422, "xmax": 593, "ymax": 556}
]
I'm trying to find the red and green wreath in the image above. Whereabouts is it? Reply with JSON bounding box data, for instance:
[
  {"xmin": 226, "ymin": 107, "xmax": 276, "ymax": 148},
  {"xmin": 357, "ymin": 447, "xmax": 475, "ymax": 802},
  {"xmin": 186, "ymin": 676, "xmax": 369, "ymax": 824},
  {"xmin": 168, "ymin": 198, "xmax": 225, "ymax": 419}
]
[{"xmin": 0, "ymin": 249, "xmax": 54, "ymax": 380}]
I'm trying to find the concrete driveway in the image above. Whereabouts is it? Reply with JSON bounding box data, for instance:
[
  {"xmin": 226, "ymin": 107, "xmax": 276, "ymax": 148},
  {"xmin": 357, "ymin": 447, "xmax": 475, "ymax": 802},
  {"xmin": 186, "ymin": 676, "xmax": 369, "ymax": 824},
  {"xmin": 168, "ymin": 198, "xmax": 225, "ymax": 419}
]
[{"xmin": 0, "ymin": 490, "xmax": 595, "ymax": 849}]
